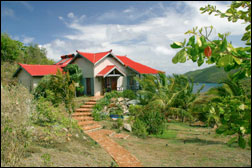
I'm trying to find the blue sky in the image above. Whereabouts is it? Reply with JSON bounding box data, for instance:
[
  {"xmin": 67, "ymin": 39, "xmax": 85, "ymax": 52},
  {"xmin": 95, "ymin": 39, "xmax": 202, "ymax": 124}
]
[{"xmin": 1, "ymin": 1, "xmax": 248, "ymax": 75}]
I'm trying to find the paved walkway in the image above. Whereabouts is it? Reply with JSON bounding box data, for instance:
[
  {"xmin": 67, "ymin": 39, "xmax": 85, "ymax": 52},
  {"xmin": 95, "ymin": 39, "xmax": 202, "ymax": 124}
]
[
  {"xmin": 86, "ymin": 129, "xmax": 142, "ymax": 167},
  {"xmin": 72, "ymin": 97, "xmax": 142, "ymax": 167}
]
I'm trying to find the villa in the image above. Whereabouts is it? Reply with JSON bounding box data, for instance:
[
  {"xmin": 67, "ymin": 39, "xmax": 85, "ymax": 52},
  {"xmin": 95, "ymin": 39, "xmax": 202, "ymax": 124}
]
[{"xmin": 13, "ymin": 50, "xmax": 162, "ymax": 96}]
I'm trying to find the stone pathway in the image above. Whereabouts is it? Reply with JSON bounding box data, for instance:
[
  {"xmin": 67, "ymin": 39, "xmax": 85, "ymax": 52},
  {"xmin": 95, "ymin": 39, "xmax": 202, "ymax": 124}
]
[{"xmin": 72, "ymin": 96, "xmax": 142, "ymax": 167}]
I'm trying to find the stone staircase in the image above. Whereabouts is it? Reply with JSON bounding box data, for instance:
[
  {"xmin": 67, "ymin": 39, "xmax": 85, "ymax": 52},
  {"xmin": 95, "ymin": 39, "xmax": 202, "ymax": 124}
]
[{"xmin": 72, "ymin": 97, "xmax": 103, "ymax": 132}]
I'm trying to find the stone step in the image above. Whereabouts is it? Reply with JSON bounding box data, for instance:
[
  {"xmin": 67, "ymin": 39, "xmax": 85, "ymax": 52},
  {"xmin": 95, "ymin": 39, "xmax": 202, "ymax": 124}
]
[
  {"xmin": 78, "ymin": 120, "xmax": 96, "ymax": 126},
  {"xmin": 75, "ymin": 108, "xmax": 92, "ymax": 112},
  {"xmin": 80, "ymin": 105, "xmax": 95, "ymax": 108},
  {"xmin": 89, "ymin": 99, "xmax": 98, "ymax": 102},
  {"xmin": 85, "ymin": 102, "xmax": 97, "ymax": 105},
  {"xmin": 72, "ymin": 112, "xmax": 92, "ymax": 117},
  {"xmin": 82, "ymin": 124, "xmax": 102, "ymax": 132},
  {"xmin": 72, "ymin": 116, "xmax": 93, "ymax": 121}
]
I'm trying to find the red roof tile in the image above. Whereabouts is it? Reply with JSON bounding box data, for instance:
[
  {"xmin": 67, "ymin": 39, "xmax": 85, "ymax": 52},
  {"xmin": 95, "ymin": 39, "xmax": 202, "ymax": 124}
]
[
  {"xmin": 116, "ymin": 56, "xmax": 160, "ymax": 74},
  {"xmin": 19, "ymin": 64, "xmax": 63, "ymax": 76},
  {"xmin": 55, "ymin": 54, "xmax": 75, "ymax": 67},
  {"xmin": 76, "ymin": 50, "xmax": 112, "ymax": 64},
  {"xmin": 97, "ymin": 65, "xmax": 116, "ymax": 77}
]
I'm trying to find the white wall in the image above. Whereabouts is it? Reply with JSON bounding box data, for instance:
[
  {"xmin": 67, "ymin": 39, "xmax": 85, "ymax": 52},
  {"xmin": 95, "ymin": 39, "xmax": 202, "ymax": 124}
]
[
  {"xmin": 17, "ymin": 69, "xmax": 32, "ymax": 91},
  {"xmin": 31, "ymin": 76, "xmax": 43, "ymax": 90},
  {"xmin": 72, "ymin": 57, "xmax": 94, "ymax": 78}
]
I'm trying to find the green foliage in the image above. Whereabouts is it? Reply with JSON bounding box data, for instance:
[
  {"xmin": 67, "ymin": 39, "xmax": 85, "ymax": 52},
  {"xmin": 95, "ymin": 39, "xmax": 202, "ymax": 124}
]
[
  {"xmin": 1, "ymin": 33, "xmax": 54, "ymax": 64},
  {"xmin": 33, "ymin": 70, "xmax": 75, "ymax": 116},
  {"xmin": 63, "ymin": 64, "xmax": 84, "ymax": 94},
  {"xmin": 136, "ymin": 73, "xmax": 203, "ymax": 122},
  {"xmin": 209, "ymin": 96, "xmax": 251, "ymax": 148},
  {"xmin": 41, "ymin": 153, "xmax": 53, "ymax": 167},
  {"xmin": 184, "ymin": 65, "xmax": 238, "ymax": 83},
  {"xmin": 92, "ymin": 91, "xmax": 124, "ymax": 121},
  {"xmin": 122, "ymin": 89, "xmax": 136, "ymax": 100},
  {"xmin": 170, "ymin": 1, "xmax": 251, "ymax": 148},
  {"xmin": 132, "ymin": 118, "xmax": 148, "ymax": 138},
  {"xmin": 1, "ymin": 33, "xmax": 24, "ymax": 62},
  {"xmin": 1, "ymin": 84, "xmax": 34, "ymax": 166},
  {"xmin": 32, "ymin": 97, "xmax": 60, "ymax": 126},
  {"xmin": 171, "ymin": 1, "xmax": 251, "ymax": 80},
  {"xmin": 112, "ymin": 118, "xmax": 123, "ymax": 129}
]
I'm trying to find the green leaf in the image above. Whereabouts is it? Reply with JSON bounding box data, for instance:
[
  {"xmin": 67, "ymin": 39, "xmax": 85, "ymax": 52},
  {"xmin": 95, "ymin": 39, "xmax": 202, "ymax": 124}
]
[
  {"xmin": 172, "ymin": 49, "xmax": 187, "ymax": 64},
  {"xmin": 170, "ymin": 42, "xmax": 183, "ymax": 49},
  {"xmin": 187, "ymin": 36, "xmax": 195, "ymax": 46},
  {"xmin": 238, "ymin": 136, "xmax": 246, "ymax": 148},
  {"xmin": 196, "ymin": 35, "xmax": 202, "ymax": 47},
  {"xmin": 217, "ymin": 55, "xmax": 234, "ymax": 67},
  {"xmin": 233, "ymin": 57, "xmax": 242, "ymax": 65},
  {"xmin": 218, "ymin": 33, "xmax": 224, "ymax": 39},
  {"xmin": 220, "ymin": 38, "xmax": 228, "ymax": 51},
  {"xmin": 197, "ymin": 53, "xmax": 204, "ymax": 66},
  {"xmin": 227, "ymin": 137, "xmax": 237, "ymax": 146}
]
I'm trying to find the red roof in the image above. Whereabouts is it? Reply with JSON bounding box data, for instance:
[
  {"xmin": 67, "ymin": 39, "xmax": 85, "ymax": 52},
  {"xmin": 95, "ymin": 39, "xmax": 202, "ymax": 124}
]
[
  {"xmin": 55, "ymin": 54, "xmax": 74, "ymax": 67},
  {"xmin": 18, "ymin": 64, "xmax": 63, "ymax": 76},
  {"xmin": 76, "ymin": 50, "xmax": 112, "ymax": 64},
  {"xmin": 97, "ymin": 65, "xmax": 116, "ymax": 77},
  {"xmin": 116, "ymin": 56, "xmax": 160, "ymax": 74}
]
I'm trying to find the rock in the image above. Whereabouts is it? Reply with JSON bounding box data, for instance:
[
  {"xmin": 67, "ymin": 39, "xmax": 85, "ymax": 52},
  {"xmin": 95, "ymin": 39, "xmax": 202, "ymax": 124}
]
[
  {"xmin": 109, "ymin": 103, "xmax": 116, "ymax": 108},
  {"xmin": 127, "ymin": 99, "xmax": 140, "ymax": 105},
  {"xmin": 125, "ymin": 98, "xmax": 130, "ymax": 101},
  {"xmin": 111, "ymin": 98, "xmax": 117, "ymax": 102},
  {"xmin": 75, "ymin": 134, "xmax": 79, "ymax": 138},
  {"xmin": 123, "ymin": 123, "xmax": 132, "ymax": 132},
  {"xmin": 83, "ymin": 136, "xmax": 87, "ymax": 140},
  {"xmin": 118, "ymin": 97, "xmax": 124, "ymax": 102},
  {"xmin": 62, "ymin": 128, "xmax": 68, "ymax": 132}
]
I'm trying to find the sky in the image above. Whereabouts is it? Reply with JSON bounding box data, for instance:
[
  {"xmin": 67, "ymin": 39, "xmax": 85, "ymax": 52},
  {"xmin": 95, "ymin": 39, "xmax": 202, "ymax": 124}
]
[{"xmin": 1, "ymin": 1, "xmax": 248, "ymax": 75}]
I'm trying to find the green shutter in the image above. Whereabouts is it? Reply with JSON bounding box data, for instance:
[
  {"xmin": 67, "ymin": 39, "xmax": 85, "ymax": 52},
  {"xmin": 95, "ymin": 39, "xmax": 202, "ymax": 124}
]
[
  {"xmin": 127, "ymin": 76, "xmax": 130, "ymax": 90},
  {"xmin": 82, "ymin": 77, "xmax": 87, "ymax": 95},
  {"xmin": 91, "ymin": 78, "xmax": 94, "ymax": 96}
]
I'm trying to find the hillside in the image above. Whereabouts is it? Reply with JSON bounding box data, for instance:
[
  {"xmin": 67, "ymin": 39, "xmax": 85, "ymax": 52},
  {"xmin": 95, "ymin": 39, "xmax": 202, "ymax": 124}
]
[{"xmin": 184, "ymin": 66, "xmax": 235, "ymax": 83}]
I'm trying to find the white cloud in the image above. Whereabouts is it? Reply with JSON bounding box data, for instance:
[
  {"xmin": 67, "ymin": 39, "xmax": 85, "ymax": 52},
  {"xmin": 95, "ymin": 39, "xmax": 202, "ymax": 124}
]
[
  {"xmin": 42, "ymin": 1, "xmax": 247, "ymax": 75},
  {"xmin": 67, "ymin": 12, "xmax": 74, "ymax": 18},
  {"xmin": 19, "ymin": 1, "xmax": 34, "ymax": 12},
  {"xmin": 1, "ymin": 7, "xmax": 15, "ymax": 17},
  {"xmin": 22, "ymin": 36, "xmax": 34, "ymax": 44}
]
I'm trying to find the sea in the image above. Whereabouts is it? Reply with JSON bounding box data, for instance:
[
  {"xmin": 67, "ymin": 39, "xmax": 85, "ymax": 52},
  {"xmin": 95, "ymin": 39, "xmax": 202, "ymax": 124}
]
[{"xmin": 192, "ymin": 83, "xmax": 223, "ymax": 93}]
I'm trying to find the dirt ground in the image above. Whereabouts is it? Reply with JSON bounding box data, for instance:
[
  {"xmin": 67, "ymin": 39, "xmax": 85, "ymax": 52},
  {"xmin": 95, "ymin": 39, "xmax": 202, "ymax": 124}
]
[{"xmin": 101, "ymin": 120, "xmax": 251, "ymax": 167}]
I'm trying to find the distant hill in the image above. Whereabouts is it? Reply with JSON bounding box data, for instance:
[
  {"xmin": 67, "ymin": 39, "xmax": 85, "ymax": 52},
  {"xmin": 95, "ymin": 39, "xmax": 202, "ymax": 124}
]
[{"xmin": 184, "ymin": 66, "xmax": 235, "ymax": 83}]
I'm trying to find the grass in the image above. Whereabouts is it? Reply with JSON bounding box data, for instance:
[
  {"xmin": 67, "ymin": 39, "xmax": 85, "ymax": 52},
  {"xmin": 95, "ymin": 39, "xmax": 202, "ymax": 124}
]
[
  {"xmin": 110, "ymin": 122, "xmax": 251, "ymax": 167},
  {"xmin": 150, "ymin": 129, "xmax": 177, "ymax": 139}
]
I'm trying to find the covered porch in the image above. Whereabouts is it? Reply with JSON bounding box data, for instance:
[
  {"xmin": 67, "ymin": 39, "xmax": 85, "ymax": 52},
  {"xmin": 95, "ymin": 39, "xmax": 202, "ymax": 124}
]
[{"xmin": 96, "ymin": 65, "xmax": 126, "ymax": 95}]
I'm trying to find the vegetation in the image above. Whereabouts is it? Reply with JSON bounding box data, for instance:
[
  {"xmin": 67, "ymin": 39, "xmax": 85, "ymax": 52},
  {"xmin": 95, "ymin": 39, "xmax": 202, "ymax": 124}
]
[
  {"xmin": 92, "ymin": 90, "xmax": 136, "ymax": 121},
  {"xmin": 1, "ymin": 84, "xmax": 33, "ymax": 167},
  {"xmin": 63, "ymin": 64, "xmax": 84, "ymax": 96},
  {"xmin": 1, "ymin": 33, "xmax": 54, "ymax": 64},
  {"xmin": 170, "ymin": 1, "xmax": 251, "ymax": 148},
  {"xmin": 33, "ymin": 70, "xmax": 76, "ymax": 116},
  {"xmin": 184, "ymin": 65, "xmax": 237, "ymax": 83}
]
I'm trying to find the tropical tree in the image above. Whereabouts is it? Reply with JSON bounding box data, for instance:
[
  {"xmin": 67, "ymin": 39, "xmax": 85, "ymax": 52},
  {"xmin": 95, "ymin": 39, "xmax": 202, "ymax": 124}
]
[
  {"xmin": 63, "ymin": 64, "xmax": 84, "ymax": 96},
  {"xmin": 34, "ymin": 69, "xmax": 75, "ymax": 116},
  {"xmin": 170, "ymin": 1, "xmax": 251, "ymax": 148},
  {"xmin": 135, "ymin": 73, "xmax": 203, "ymax": 121}
]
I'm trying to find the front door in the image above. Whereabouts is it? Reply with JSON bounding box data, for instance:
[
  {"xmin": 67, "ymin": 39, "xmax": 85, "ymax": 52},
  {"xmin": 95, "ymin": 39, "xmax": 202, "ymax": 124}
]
[
  {"xmin": 86, "ymin": 78, "xmax": 91, "ymax": 95},
  {"xmin": 111, "ymin": 77, "xmax": 117, "ymax": 90}
]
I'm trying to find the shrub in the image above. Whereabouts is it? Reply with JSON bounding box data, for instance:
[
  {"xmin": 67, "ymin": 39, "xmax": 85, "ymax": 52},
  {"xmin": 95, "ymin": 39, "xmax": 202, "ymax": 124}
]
[
  {"xmin": 140, "ymin": 105, "xmax": 166, "ymax": 135},
  {"xmin": 112, "ymin": 118, "xmax": 123, "ymax": 129},
  {"xmin": 122, "ymin": 90, "xmax": 136, "ymax": 100},
  {"xmin": 132, "ymin": 118, "xmax": 148, "ymax": 138},
  {"xmin": 31, "ymin": 97, "xmax": 60, "ymax": 126},
  {"xmin": 1, "ymin": 84, "xmax": 34, "ymax": 166}
]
